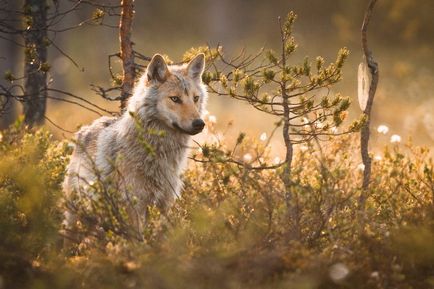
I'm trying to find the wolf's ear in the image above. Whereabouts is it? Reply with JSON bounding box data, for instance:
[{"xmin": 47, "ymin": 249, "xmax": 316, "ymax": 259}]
[
  {"xmin": 147, "ymin": 54, "xmax": 169, "ymax": 83},
  {"xmin": 187, "ymin": 53, "xmax": 205, "ymax": 81}
]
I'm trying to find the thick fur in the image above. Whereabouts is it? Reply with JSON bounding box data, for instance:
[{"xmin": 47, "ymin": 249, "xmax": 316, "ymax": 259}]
[{"xmin": 63, "ymin": 54, "xmax": 207, "ymax": 239}]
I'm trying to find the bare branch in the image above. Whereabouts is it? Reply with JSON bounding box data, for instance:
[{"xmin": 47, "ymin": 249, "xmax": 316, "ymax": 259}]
[{"xmin": 360, "ymin": 0, "xmax": 379, "ymax": 208}]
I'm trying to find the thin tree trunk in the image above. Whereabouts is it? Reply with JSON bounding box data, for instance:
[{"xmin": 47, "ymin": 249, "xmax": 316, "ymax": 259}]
[
  {"xmin": 23, "ymin": 0, "xmax": 48, "ymax": 126},
  {"xmin": 282, "ymin": 90, "xmax": 299, "ymax": 239},
  {"xmin": 359, "ymin": 0, "xmax": 379, "ymax": 209},
  {"xmin": 278, "ymin": 17, "xmax": 299, "ymax": 239},
  {"xmin": 119, "ymin": 0, "xmax": 135, "ymax": 111},
  {"xmin": 281, "ymin": 85, "xmax": 293, "ymax": 203}
]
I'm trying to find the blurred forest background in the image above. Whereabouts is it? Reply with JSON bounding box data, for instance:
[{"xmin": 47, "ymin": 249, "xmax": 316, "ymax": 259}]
[{"xmin": 1, "ymin": 0, "xmax": 433, "ymax": 153}]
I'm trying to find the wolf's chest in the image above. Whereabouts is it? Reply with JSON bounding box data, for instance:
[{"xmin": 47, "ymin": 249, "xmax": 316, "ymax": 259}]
[{"xmin": 118, "ymin": 140, "xmax": 185, "ymax": 173}]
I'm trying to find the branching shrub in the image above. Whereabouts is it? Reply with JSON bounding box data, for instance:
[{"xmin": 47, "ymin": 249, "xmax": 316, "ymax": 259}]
[
  {"xmin": 0, "ymin": 121, "xmax": 69, "ymax": 287},
  {"xmin": 0, "ymin": 121, "xmax": 433, "ymax": 288}
]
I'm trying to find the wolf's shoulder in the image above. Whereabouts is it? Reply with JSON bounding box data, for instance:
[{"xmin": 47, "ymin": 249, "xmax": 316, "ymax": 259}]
[{"xmin": 75, "ymin": 116, "xmax": 117, "ymax": 148}]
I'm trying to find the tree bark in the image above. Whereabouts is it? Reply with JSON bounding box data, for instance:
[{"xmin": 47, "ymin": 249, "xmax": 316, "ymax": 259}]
[
  {"xmin": 119, "ymin": 0, "xmax": 135, "ymax": 111},
  {"xmin": 23, "ymin": 0, "xmax": 48, "ymax": 126},
  {"xmin": 0, "ymin": 0, "xmax": 19, "ymax": 129},
  {"xmin": 281, "ymin": 87, "xmax": 299, "ymax": 239},
  {"xmin": 360, "ymin": 0, "xmax": 379, "ymax": 209},
  {"xmin": 278, "ymin": 17, "xmax": 299, "ymax": 240}
]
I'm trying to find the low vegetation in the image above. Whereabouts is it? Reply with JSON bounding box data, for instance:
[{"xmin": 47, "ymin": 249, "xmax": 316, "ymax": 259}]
[{"xmin": 0, "ymin": 117, "xmax": 433, "ymax": 289}]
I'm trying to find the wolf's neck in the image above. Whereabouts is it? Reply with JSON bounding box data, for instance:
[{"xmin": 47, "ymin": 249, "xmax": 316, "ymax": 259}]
[
  {"xmin": 119, "ymin": 112, "xmax": 190, "ymax": 158},
  {"xmin": 142, "ymin": 118, "xmax": 189, "ymax": 154}
]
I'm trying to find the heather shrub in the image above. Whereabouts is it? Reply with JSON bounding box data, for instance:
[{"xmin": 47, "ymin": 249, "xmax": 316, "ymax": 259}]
[
  {"xmin": 1, "ymin": 122, "xmax": 432, "ymax": 289},
  {"xmin": 0, "ymin": 121, "xmax": 69, "ymax": 288}
]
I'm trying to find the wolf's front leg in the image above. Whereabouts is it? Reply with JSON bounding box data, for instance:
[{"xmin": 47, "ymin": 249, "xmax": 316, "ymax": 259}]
[
  {"xmin": 125, "ymin": 204, "xmax": 146, "ymax": 241},
  {"xmin": 62, "ymin": 208, "xmax": 79, "ymax": 252}
]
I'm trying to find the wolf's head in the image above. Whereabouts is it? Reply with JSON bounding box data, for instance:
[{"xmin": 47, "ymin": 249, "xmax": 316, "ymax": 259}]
[{"xmin": 130, "ymin": 53, "xmax": 208, "ymax": 136}]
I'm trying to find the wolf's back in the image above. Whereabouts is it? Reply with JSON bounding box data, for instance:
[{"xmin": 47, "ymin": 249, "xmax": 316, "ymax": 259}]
[{"xmin": 63, "ymin": 116, "xmax": 117, "ymax": 196}]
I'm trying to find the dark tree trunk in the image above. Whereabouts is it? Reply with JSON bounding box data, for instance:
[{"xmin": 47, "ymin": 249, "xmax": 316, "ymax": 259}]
[
  {"xmin": 0, "ymin": 40, "xmax": 18, "ymax": 129},
  {"xmin": 23, "ymin": 0, "xmax": 48, "ymax": 126},
  {"xmin": 0, "ymin": 0, "xmax": 19, "ymax": 129}
]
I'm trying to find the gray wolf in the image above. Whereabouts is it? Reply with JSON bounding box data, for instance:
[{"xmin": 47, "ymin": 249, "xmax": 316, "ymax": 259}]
[{"xmin": 62, "ymin": 53, "xmax": 207, "ymax": 242}]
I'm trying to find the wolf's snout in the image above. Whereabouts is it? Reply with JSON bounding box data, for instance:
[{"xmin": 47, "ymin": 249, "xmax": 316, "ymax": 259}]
[{"xmin": 192, "ymin": 119, "xmax": 205, "ymax": 131}]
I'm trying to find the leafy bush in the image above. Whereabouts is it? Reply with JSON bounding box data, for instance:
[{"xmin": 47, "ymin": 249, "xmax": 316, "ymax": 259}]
[
  {"xmin": 0, "ymin": 121, "xmax": 69, "ymax": 288},
  {"xmin": 0, "ymin": 121, "xmax": 433, "ymax": 289}
]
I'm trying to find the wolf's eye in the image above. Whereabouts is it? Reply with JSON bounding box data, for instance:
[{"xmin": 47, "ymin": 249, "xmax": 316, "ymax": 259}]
[
  {"xmin": 193, "ymin": 95, "xmax": 200, "ymax": 103},
  {"xmin": 170, "ymin": 96, "xmax": 182, "ymax": 104}
]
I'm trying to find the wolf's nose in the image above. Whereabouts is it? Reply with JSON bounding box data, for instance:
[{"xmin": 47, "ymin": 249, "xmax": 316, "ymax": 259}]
[{"xmin": 192, "ymin": 119, "xmax": 205, "ymax": 130}]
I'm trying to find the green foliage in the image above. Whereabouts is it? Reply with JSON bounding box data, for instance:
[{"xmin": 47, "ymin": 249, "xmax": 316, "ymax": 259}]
[
  {"xmin": 205, "ymin": 12, "xmax": 357, "ymax": 149},
  {"xmin": 92, "ymin": 8, "xmax": 105, "ymax": 24},
  {"xmin": 0, "ymin": 125, "xmax": 433, "ymax": 289},
  {"xmin": 182, "ymin": 46, "xmax": 221, "ymax": 63},
  {"xmin": 0, "ymin": 124, "xmax": 70, "ymax": 288},
  {"xmin": 3, "ymin": 70, "xmax": 16, "ymax": 82},
  {"xmin": 40, "ymin": 62, "xmax": 51, "ymax": 73}
]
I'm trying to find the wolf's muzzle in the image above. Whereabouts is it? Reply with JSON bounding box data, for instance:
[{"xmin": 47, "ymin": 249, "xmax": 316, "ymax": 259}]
[
  {"xmin": 192, "ymin": 119, "xmax": 205, "ymax": 131},
  {"xmin": 173, "ymin": 120, "xmax": 205, "ymax": 135}
]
